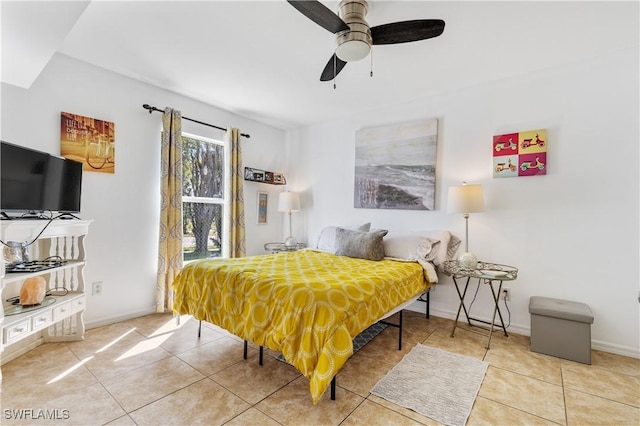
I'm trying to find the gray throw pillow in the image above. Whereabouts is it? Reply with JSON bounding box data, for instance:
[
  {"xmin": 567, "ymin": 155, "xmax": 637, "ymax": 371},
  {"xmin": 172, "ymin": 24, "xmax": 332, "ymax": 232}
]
[{"xmin": 335, "ymin": 228, "xmax": 388, "ymax": 261}]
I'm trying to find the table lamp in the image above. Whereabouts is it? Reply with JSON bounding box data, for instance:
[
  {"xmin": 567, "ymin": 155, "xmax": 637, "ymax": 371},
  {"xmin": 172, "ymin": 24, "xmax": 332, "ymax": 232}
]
[
  {"xmin": 448, "ymin": 182, "xmax": 484, "ymax": 268},
  {"xmin": 278, "ymin": 191, "xmax": 301, "ymax": 248}
]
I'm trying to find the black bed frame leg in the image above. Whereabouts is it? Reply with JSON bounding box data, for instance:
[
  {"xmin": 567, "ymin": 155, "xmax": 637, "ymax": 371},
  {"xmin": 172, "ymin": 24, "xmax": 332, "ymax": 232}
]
[
  {"xmin": 197, "ymin": 320, "xmax": 202, "ymax": 338},
  {"xmin": 398, "ymin": 310, "xmax": 403, "ymax": 350},
  {"xmin": 259, "ymin": 346, "xmax": 264, "ymax": 366},
  {"xmin": 244, "ymin": 340, "xmax": 248, "ymax": 359},
  {"xmin": 426, "ymin": 290, "xmax": 430, "ymax": 319},
  {"xmin": 330, "ymin": 377, "xmax": 336, "ymax": 400}
]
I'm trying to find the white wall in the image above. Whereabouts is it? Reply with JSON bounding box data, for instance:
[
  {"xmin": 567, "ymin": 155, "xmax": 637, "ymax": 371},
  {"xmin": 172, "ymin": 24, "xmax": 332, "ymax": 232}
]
[
  {"xmin": 1, "ymin": 54, "xmax": 287, "ymax": 327},
  {"xmin": 287, "ymin": 48, "xmax": 640, "ymax": 357}
]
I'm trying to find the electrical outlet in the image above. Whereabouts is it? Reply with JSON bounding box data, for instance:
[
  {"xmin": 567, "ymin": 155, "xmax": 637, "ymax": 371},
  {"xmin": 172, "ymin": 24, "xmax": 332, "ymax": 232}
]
[
  {"xmin": 92, "ymin": 281, "xmax": 103, "ymax": 296},
  {"xmin": 501, "ymin": 287, "xmax": 510, "ymax": 301}
]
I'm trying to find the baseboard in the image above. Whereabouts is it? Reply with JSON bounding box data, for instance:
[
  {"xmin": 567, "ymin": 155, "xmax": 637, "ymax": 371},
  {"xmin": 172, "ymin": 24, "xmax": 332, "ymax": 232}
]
[
  {"xmin": 406, "ymin": 301, "xmax": 640, "ymax": 359},
  {"xmin": 592, "ymin": 339, "xmax": 640, "ymax": 359},
  {"xmin": 85, "ymin": 306, "xmax": 157, "ymax": 330}
]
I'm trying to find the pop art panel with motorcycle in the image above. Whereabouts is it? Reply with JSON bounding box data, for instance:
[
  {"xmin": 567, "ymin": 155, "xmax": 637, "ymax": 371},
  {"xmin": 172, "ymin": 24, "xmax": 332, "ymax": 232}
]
[{"xmin": 493, "ymin": 129, "xmax": 546, "ymax": 178}]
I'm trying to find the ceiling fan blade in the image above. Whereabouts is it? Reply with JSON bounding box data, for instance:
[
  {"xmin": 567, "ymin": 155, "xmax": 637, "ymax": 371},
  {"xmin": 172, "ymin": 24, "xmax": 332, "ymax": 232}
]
[
  {"xmin": 371, "ymin": 19, "xmax": 445, "ymax": 45},
  {"xmin": 287, "ymin": 0, "xmax": 349, "ymax": 34},
  {"xmin": 320, "ymin": 54, "xmax": 348, "ymax": 81}
]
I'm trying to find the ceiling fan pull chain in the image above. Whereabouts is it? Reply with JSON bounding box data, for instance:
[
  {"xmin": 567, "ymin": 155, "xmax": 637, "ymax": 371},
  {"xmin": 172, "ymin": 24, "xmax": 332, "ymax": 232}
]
[
  {"xmin": 370, "ymin": 48, "xmax": 373, "ymax": 78},
  {"xmin": 333, "ymin": 52, "xmax": 337, "ymax": 89}
]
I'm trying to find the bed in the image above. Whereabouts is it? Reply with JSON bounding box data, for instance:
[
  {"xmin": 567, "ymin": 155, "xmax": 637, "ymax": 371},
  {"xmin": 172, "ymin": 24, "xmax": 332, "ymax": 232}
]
[{"xmin": 171, "ymin": 227, "xmax": 459, "ymax": 404}]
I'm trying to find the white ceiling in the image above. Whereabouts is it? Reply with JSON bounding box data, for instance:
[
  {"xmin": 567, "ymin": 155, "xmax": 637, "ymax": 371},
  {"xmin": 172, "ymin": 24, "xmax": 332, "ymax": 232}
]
[{"xmin": 2, "ymin": 1, "xmax": 638, "ymax": 129}]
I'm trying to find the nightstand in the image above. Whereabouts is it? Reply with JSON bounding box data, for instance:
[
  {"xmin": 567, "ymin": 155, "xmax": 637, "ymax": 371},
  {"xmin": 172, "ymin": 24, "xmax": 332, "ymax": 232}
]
[
  {"xmin": 264, "ymin": 242, "xmax": 306, "ymax": 253},
  {"xmin": 443, "ymin": 260, "xmax": 518, "ymax": 349}
]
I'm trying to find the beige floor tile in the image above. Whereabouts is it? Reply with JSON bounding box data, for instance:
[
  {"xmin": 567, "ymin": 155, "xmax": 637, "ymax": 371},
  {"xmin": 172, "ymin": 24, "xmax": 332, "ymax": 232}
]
[
  {"xmin": 384, "ymin": 310, "xmax": 437, "ymax": 343},
  {"xmin": 1, "ymin": 355, "xmax": 98, "ymax": 408},
  {"xmin": 128, "ymin": 377, "xmax": 250, "ymax": 425},
  {"xmin": 176, "ymin": 335, "xmax": 246, "ymax": 375},
  {"xmin": 82, "ymin": 335, "xmax": 173, "ymax": 382},
  {"xmin": 565, "ymin": 388, "xmax": 640, "ymax": 426},
  {"xmin": 210, "ymin": 352, "xmax": 301, "ymax": 404},
  {"xmin": 224, "ymin": 407, "xmax": 282, "ymax": 425},
  {"xmin": 478, "ymin": 366, "xmax": 566, "ymax": 424},
  {"xmin": 2, "ymin": 383, "xmax": 125, "ymax": 426},
  {"xmin": 255, "ymin": 376, "xmax": 364, "ymax": 425},
  {"xmin": 561, "ymin": 361, "xmax": 640, "ymax": 407},
  {"xmin": 486, "ymin": 329, "xmax": 532, "ymax": 351},
  {"xmin": 590, "ymin": 350, "xmax": 640, "ymax": 377},
  {"xmin": 467, "ymin": 396, "xmax": 559, "ymax": 426},
  {"xmin": 104, "ymin": 415, "xmax": 137, "ymax": 425},
  {"xmin": 483, "ymin": 345, "xmax": 562, "ymax": 385},
  {"xmin": 335, "ymin": 349, "xmax": 397, "ymax": 398},
  {"xmin": 423, "ymin": 327, "xmax": 488, "ymax": 360},
  {"xmin": 101, "ymin": 356, "xmax": 204, "ymax": 412},
  {"xmin": 117, "ymin": 312, "xmax": 180, "ymax": 337},
  {"xmin": 66, "ymin": 322, "xmax": 143, "ymax": 359},
  {"xmin": 151, "ymin": 320, "xmax": 225, "ymax": 355},
  {"xmin": 341, "ymin": 399, "xmax": 424, "ymax": 425},
  {"xmin": 358, "ymin": 328, "xmax": 421, "ymax": 365},
  {"xmin": 4, "ymin": 311, "xmax": 639, "ymax": 426},
  {"xmin": 367, "ymin": 394, "xmax": 442, "ymax": 425}
]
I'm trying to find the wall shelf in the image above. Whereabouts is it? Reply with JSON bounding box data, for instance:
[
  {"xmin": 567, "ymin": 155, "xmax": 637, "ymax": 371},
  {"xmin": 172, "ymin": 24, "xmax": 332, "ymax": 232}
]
[{"xmin": 244, "ymin": 167, "xmax": 286, "ymax": 185}]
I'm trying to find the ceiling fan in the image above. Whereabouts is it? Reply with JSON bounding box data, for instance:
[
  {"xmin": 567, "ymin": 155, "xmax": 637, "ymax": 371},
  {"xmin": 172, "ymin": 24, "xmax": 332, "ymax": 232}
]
[{"xmin": 287, "ymin": 0, "xmax": 445, "ymax": 82}]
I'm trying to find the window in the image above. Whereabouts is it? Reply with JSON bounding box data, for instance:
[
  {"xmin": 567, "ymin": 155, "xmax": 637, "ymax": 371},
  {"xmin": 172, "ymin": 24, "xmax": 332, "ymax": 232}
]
[{"xmin": 181, "ymin": 133, "xmax": 225, "ymax": 261}]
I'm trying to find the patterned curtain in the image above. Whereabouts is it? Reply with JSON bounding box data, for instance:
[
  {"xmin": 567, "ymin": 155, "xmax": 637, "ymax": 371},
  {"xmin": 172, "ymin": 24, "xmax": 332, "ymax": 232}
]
[
  {"xmin": 226, "ymin": 128, "xmax": 246, "ymax": 258},
  {"xmin": 156, "ymin": 108, "xmax": 183, "ymax": 313}
]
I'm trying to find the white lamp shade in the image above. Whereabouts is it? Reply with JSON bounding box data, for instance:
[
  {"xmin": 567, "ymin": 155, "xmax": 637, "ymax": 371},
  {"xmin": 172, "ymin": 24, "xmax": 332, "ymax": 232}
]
[
  {"xmin": 278, "ymin": 192, "xmax": 300, "ymax": 212},
  {"xmin": 448, "ymin": 184, "xmax": 485, "ymax": 214}
]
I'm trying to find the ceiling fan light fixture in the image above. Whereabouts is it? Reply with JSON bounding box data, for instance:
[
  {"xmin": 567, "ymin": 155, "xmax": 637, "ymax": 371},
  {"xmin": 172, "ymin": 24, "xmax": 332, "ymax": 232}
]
[{"xmin": 336, "ymin": 39, "xmax": 370, "ymax": 62}]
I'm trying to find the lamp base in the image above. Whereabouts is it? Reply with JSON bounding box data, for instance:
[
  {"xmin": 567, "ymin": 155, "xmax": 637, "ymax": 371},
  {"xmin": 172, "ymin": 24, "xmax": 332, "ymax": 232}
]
[
  {"xmin": 284, "ymin": 236, "xmax": 298, "ymax": 248},
  {"xmin": 457, "ymin": 251, "xmax": 478, "ymax": 269}
]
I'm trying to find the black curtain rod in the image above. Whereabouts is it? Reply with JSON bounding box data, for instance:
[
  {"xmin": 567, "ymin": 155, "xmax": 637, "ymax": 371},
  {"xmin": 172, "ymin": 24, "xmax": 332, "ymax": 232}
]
[{"xmin": 142, "ymin": 104, "xmax": 250, "ymax": 139}]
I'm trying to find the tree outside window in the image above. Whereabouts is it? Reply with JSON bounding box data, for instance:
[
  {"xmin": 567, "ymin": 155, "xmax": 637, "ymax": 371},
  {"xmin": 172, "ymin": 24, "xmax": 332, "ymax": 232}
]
[{"xmin": 181, "ymin": 133, "xmax": 225, "ymax": 261}]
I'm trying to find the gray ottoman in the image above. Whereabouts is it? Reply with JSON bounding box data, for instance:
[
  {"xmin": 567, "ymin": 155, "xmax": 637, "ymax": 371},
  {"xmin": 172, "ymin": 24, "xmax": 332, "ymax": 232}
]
[{"xmin": 529, "ymin": 296, "xmax": 594, "ymax": 364}]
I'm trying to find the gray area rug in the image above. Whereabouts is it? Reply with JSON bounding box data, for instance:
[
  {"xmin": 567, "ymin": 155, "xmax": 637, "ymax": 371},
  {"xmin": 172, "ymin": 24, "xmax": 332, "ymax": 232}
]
[{"xmin": 371, "ymin": 344, "xmax": 488, "ymax": 426}]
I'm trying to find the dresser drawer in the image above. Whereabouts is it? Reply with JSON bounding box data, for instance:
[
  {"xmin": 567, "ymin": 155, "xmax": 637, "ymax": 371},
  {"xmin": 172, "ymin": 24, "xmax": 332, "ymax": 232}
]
[
  {"xmin": 4, "ymin": 319, "xmax": 32, "ymax": 344},
  {"xmin": 53, "ymin": 302, "xmax": 74, "ymax": 320},
  {"xmin": 32, "ymin": 309, "xmax": 54, "ymax": 331},
  {"xmin": 72, "ymin": 296, "xmax": 86, "ymax": 313}
]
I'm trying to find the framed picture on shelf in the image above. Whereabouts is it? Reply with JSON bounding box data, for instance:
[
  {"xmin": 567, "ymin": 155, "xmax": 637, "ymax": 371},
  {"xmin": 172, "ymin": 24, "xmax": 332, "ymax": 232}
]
[
  {"xmin": 265, "ymin": 172, "xmax": 274, "ymax": 183},
  {"xmin": 273, "ymin": 173, "xmax": 285, "ymax": 184},
  {"xmin": 257, "ymin": 191, "xmax": 268, "ymax": 224}
]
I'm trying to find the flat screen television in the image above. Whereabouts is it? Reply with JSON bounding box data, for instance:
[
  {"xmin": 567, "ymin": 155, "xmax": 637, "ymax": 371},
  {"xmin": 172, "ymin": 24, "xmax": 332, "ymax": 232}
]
[{"xmin": 1, "ymin": 141, "xmax": 83, "ymax": 216}]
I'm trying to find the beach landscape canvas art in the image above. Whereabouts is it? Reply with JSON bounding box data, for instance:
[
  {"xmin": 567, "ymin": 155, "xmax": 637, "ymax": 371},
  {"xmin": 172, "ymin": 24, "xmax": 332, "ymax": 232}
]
[{"xmin": 354, "ymin": 119, "xmax": 438, "ymax": 210}]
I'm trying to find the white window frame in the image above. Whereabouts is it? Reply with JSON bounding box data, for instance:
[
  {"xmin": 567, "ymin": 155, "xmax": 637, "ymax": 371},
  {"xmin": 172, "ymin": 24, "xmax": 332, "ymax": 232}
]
[{"xmin": 181, "ymin": 131, "xmax": 227, "ymax": 261}]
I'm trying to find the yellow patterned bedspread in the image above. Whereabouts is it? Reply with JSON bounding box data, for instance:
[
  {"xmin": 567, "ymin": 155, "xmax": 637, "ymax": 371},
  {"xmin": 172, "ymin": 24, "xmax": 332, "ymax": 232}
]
[{"xmin": 171, "ymin": 249, "xmax": 433, "ymax": 404}]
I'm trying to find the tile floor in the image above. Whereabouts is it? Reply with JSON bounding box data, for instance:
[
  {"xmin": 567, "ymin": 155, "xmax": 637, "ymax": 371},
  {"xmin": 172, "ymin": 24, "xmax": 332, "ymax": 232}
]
[{"xmin": 1, "ymin": 310, "xmax": 638, "ymax": 425}]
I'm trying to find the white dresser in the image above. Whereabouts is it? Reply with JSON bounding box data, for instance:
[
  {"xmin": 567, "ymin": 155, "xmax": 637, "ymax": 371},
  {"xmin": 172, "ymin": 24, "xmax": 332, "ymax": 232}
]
[{"xmin": 0, "ymin": 219, "xmax": 91, "ymax": 361}]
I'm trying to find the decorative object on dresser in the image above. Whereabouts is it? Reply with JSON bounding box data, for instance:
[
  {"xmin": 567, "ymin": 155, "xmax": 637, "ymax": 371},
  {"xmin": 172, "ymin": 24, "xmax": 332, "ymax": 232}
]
[
  {"xmin": 19, "ymin": 276, "xmax": 47, "ymax": 306},
  {"xmin": 447, "ymin": 182, "xmax": 484, "ymax": 269},
  {"xmin": 278, "ymin": 191, "xmax": 301, "ymax": 248},
  {"xmin": 0, "ymin": 219, "xmax": 91, "ymax": 366}
]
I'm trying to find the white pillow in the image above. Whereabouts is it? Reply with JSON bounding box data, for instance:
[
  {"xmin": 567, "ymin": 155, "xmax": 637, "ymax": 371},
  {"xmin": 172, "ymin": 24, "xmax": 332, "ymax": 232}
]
[
  {"xmin": 383, "ymin": 230, "xmax": 461, "ymax": 268},
  {"xmin": 315, "ymin": 223, "xmax": 371, "ymax": 253}
]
